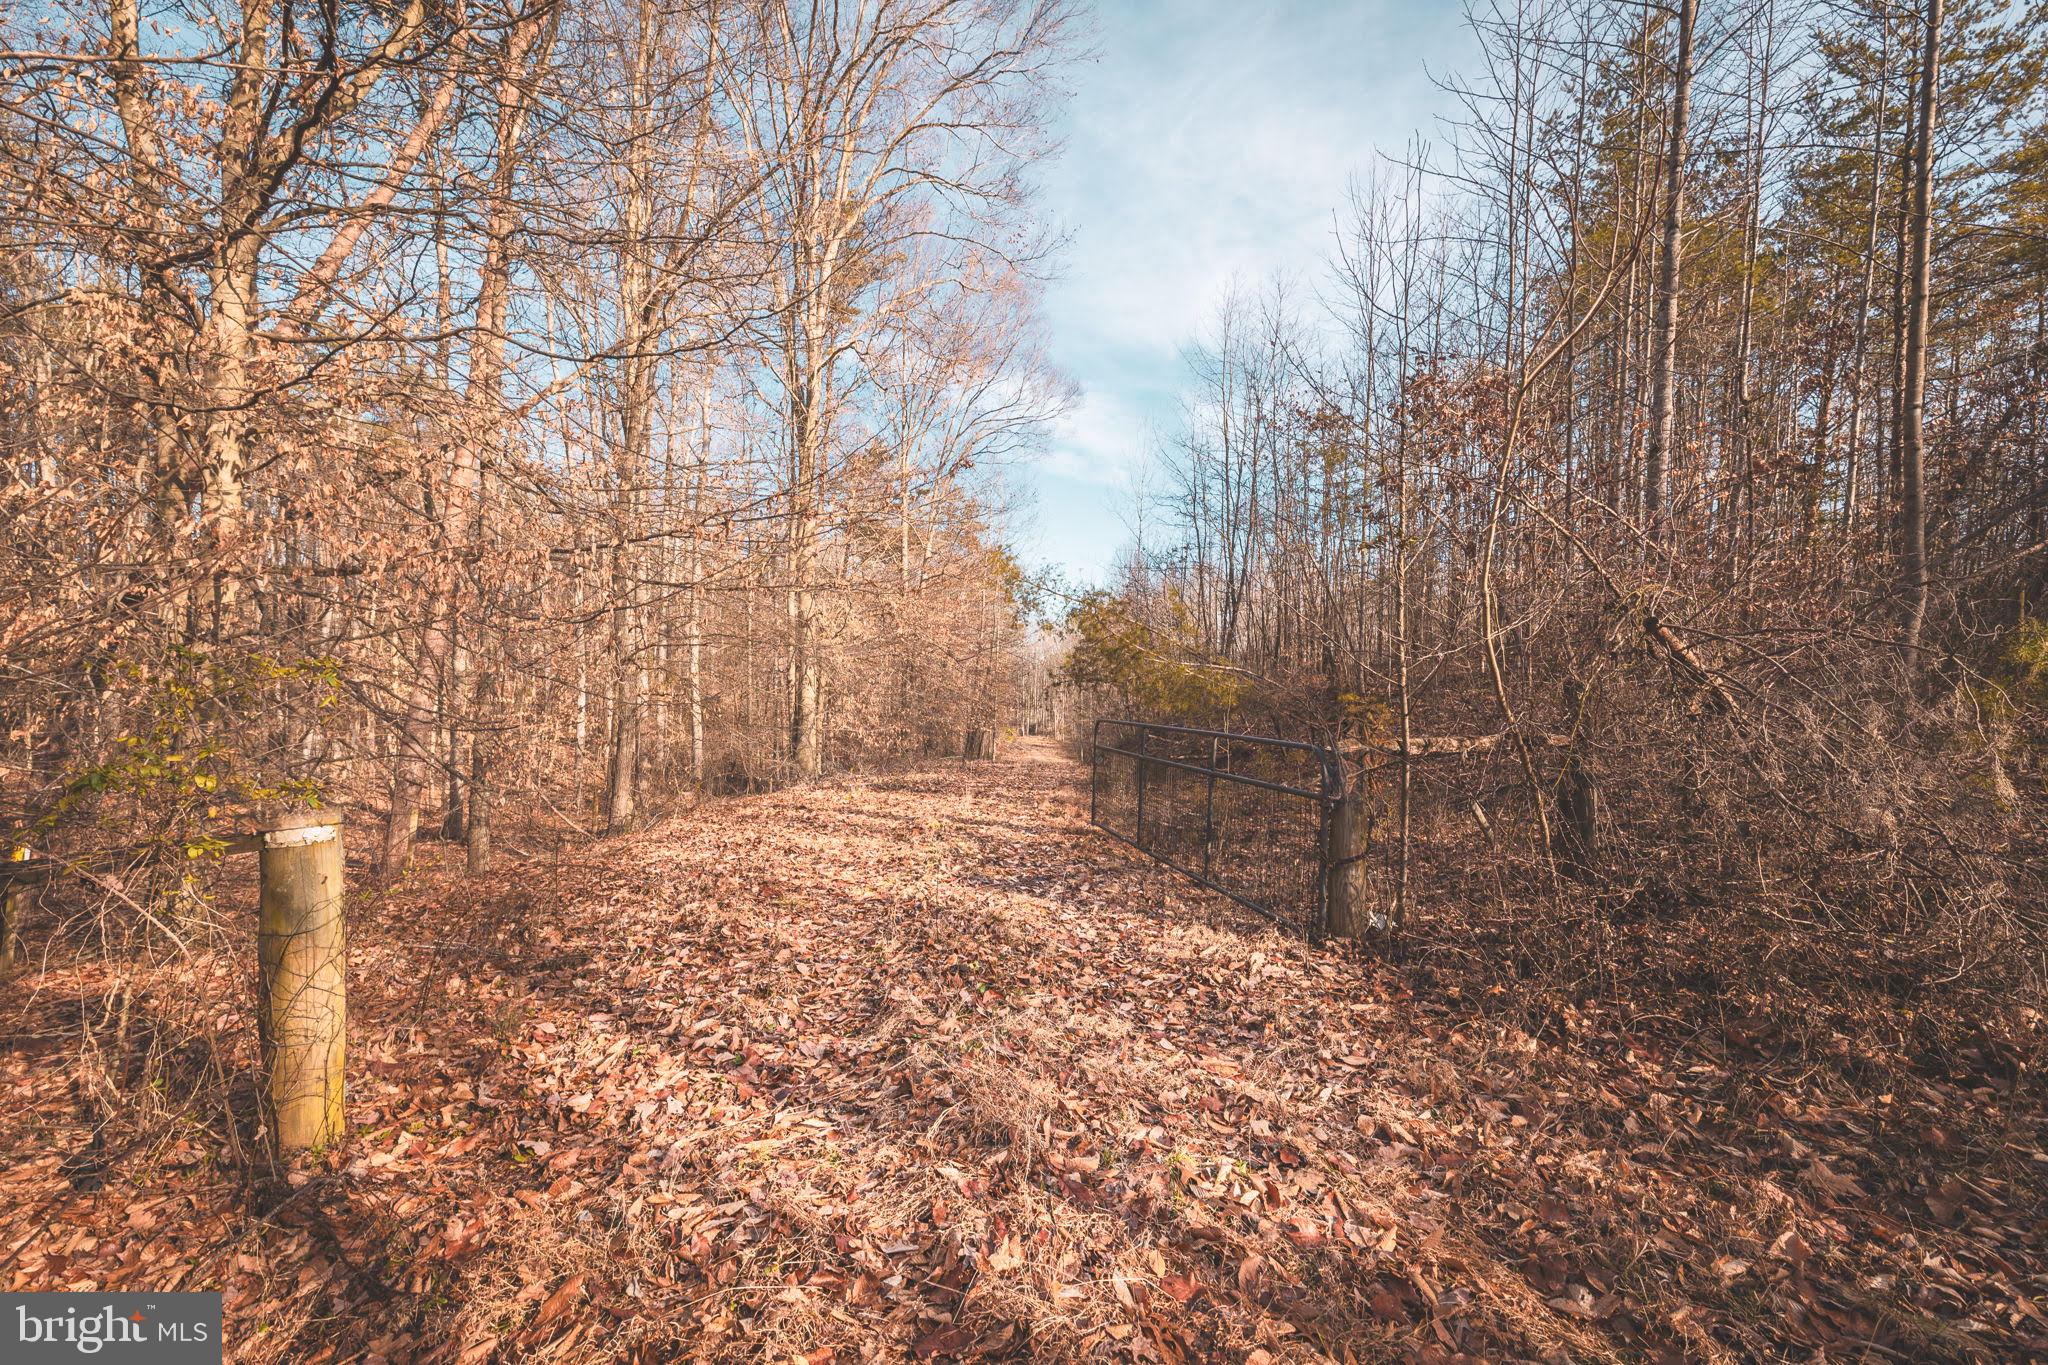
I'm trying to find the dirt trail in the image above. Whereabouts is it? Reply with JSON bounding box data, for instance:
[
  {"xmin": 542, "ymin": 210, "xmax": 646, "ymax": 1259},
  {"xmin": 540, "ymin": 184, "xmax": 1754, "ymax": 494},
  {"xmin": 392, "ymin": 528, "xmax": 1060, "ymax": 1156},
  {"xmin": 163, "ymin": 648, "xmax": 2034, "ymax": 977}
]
[
  {"xmin": 4, "ymin": 742, "xmax": 2040, "ymax": 1363},
  {"xmin": 329, "ymin": 736, "xmax": 1480, "ymax": 1363},
  {"xmin": 447, "ymin": 736, "xmax": 1437, "ymax": 1359}
]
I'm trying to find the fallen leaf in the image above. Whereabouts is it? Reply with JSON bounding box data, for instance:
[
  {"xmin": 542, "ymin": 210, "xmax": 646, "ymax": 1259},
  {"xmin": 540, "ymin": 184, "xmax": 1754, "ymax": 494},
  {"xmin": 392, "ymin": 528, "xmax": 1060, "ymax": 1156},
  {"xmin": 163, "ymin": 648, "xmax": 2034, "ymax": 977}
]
[{"xmin": 535, "ymin": 1273, "xmax": 585, "ymax": 1328}]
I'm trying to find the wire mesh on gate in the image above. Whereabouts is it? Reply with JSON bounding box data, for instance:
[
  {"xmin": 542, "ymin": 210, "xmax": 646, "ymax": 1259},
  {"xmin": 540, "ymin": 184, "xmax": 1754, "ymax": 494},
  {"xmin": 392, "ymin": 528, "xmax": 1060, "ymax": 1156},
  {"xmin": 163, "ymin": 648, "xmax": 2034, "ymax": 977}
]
[{"xmin": 1088, "ymin": 719, "xmax": 1338, "ymax": 937}]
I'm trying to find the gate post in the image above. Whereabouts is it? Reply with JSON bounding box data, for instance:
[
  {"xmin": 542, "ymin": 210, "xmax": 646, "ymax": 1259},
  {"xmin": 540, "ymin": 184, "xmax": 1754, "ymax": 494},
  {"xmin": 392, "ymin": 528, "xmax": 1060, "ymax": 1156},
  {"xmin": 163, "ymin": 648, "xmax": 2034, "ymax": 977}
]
[
  {"xmin": 258, "ymin": 811, "xmax": 347, "ymax": 1152},
  {"xmin": 1133, "ymin": 726, "xmax": 1149, "ymax": 852},
  {"xmin": 1089, "ymin": 720, "xmax": 1101, "ymax": 826},
  {"xmin": 1200, "ymin": 736, "xmax": 1218, "ymax": 879},
  {"xmin": 1324, "ymin": 766, "xmax": 1370, "ymax": 939}
]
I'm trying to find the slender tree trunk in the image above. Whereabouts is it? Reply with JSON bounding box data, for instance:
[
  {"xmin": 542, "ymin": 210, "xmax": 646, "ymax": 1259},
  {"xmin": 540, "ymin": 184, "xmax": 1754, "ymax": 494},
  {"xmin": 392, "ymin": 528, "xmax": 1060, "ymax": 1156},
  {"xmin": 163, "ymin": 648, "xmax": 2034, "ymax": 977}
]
[
  {"xmin": 1392, "ymin": 406, "xmax": 1414, "ymax": 941},
  {"xmin": 573, "ymin": 570, "xmax": 589, "ymax": 802},
  {"xmin": 195, "ymin": 0, "xmax": 275, "ymax": 635},
  {"xmin": 1844, "ymin": 17, "xmax": 1892, "ymax": 548},
  {"xmin": 1900, "ymin": 0, "xmax": 1941, "ymax": 656},
  {"xmin": 607, "ymin": 573, "xmax": 644, "ymax": 831},
  {"xmin": 606, "ymin": 0, "xmax": 659, "ymax": 830},
  {"xmin": 1643, "ymin": 0, "xmax": 1697, "ymax": 542},
  {"xmin": 380, "ymin": 727, "xmax": 423, "ymax": 879},
  {"xmin": 379, "ymin": 0, "xmax": 548, "ymax": 873},
  {"xmin": 466, "ymin": 666, "xmax": 494, "ymax": 873},
  {"xmin": 688, "ymin": 427, "xmax": 707, "ymax": 792},
  {"xmin": 787, "ymin": 305, "xmax": 829, "ymax": 779},
  {"xmin": 451, "ymin": 19, "xmax": 541, "ymax": 867},
  {"xmin": 1733, "ymin": 3, "xmax": 1772, "ymax": 579}
]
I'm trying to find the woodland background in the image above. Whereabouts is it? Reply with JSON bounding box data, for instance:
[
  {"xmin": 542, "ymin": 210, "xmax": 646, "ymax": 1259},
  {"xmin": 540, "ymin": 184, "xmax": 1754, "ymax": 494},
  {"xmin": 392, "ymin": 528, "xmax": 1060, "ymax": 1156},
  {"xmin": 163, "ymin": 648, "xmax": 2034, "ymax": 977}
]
[
  {"xmin": 1061, "ymin": 0, "xmax": 2048, "ymax": 1017},
  {"xmin": 2, "ymin": 0, "xmax": 1069, "ymax": 894},
  {"xmin": 3, "ymin": 0, "xmax": 2048, "ymax": 1357}
]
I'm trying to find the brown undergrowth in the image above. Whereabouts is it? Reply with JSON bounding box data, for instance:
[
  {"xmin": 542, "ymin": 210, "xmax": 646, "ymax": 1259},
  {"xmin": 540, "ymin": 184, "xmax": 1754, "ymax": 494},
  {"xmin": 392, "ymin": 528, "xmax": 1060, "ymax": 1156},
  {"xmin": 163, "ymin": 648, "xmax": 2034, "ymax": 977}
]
[{"xmin": 2, "ymin": 739, "xmax": 2043, "ymax": 1362}]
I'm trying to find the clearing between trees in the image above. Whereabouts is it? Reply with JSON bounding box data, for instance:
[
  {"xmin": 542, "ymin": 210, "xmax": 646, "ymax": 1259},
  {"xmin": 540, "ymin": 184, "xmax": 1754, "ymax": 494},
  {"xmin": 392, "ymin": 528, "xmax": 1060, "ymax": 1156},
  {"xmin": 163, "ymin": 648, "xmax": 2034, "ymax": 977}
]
[{"xmin": 3, "ymin": 740, "xmax": 2043, "ymax": 1363}]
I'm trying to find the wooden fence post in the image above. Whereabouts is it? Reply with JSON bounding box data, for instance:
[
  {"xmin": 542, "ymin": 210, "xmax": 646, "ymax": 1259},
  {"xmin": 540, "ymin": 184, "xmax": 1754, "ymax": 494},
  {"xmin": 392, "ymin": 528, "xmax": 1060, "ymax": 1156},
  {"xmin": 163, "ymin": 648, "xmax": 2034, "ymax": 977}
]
[{"xmin": 258, "ymin": 812, "xmax": 346, "ymax": 1152}]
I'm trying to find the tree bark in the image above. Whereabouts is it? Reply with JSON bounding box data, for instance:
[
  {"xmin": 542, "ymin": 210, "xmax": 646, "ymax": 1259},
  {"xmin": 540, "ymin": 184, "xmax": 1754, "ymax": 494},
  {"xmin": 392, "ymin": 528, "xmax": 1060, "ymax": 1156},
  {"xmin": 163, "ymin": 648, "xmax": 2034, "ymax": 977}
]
[
  {"xmin": 1900, "ymin": 0, "xmax": 1942, "ymax": 657},
  {"xmin": 1843, "ymin": 16, "xmax": 1893, "ymax": 547},
  {"xmin": 787, "ymin": 311, "xmax": 829, "ymax": 779},
  {"xmin": 1325, "ymin": 778, "xmax": 1371, "ymax": 939},
  {"xmin": 1559, "ymin": 679, "xmax": 1600, "ymax": 878},
  {"xmin": 1643, "ymin": 0, "xmax": 1697, "ymax": 542}
]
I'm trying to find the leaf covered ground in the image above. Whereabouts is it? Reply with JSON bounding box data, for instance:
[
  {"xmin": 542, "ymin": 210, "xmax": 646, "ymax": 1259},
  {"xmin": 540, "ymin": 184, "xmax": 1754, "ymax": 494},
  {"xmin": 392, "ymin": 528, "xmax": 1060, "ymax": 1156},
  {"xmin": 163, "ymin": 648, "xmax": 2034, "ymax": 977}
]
[{"xmin": 3, "ymin": 739, "xmax": 2045, "ymax": 1362}]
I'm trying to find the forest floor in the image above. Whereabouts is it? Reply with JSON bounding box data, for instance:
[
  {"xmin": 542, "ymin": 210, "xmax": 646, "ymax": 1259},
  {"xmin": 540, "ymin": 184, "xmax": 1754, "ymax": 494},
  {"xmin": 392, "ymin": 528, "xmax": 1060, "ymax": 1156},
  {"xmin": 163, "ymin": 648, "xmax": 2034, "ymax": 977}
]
[{"xmin": 3, "ymin": 739, "xmax": 2045, "ymax": 1363}]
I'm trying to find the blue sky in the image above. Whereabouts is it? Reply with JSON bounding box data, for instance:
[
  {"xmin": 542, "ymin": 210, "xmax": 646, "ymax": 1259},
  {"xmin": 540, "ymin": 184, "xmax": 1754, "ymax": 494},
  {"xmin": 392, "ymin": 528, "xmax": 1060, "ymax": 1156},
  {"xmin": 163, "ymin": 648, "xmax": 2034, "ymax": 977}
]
[{"xmin": 1015, "ymin": 0, "xmax": 1474, "ymax": 587}]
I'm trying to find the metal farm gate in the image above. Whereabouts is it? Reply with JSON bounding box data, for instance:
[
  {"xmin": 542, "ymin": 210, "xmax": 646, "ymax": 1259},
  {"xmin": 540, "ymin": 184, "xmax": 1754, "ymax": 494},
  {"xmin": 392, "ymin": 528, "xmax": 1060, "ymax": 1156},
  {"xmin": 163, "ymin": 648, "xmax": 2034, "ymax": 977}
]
[{"xmin": 1088, "ymin": 719, "xmax": 1339, "ymax": 937}]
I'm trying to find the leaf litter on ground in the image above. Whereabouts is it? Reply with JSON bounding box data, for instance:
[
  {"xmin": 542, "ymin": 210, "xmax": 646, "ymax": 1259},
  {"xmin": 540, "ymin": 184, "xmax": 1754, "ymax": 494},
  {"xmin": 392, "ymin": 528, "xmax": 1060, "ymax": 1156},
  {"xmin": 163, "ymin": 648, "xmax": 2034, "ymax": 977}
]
[{"xmin": 1, "ymin": 737, "xmax": 2043, "ymax": 1362}]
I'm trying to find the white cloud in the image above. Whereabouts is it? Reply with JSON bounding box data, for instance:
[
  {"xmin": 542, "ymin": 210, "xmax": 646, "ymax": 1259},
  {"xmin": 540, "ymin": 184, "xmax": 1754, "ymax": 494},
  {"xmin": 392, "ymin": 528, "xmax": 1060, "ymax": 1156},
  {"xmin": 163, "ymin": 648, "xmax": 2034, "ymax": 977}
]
[
  {"xmin": 1039, "ymin": 388, "xmax": 1157, "ymax": 487},
  {"xmin": 1021, "ymin": 1, "xmax": 1473, "ymax": 582}
]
